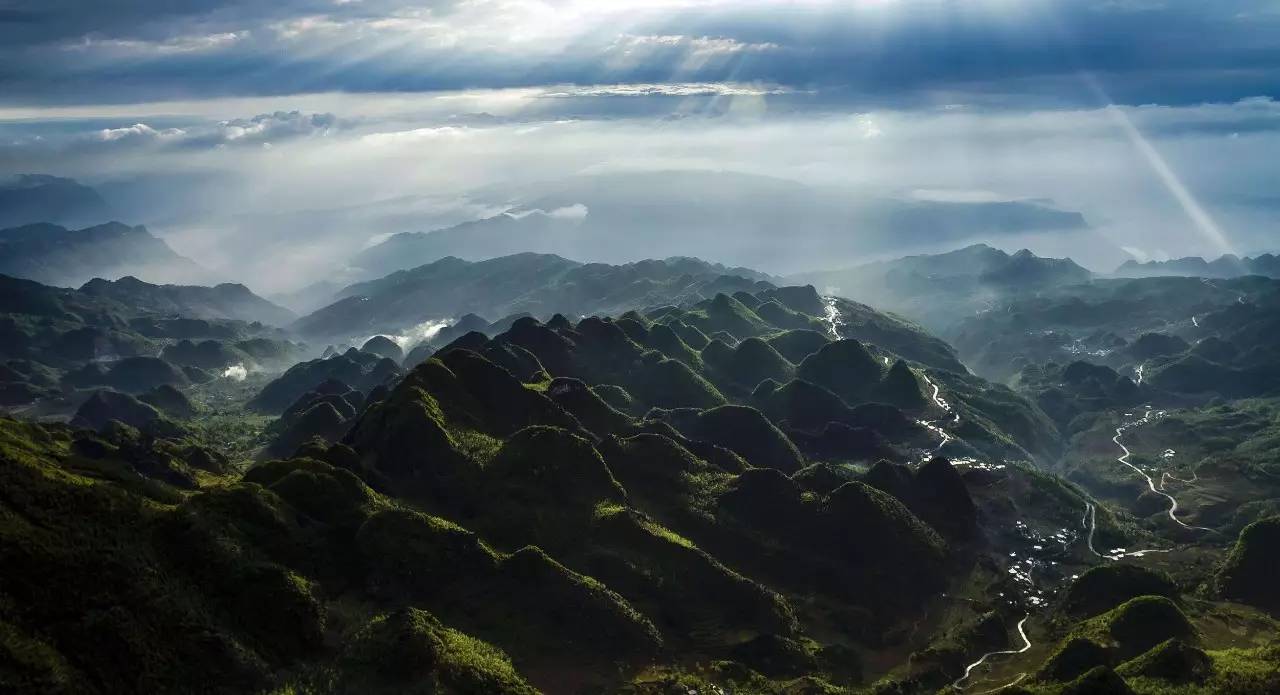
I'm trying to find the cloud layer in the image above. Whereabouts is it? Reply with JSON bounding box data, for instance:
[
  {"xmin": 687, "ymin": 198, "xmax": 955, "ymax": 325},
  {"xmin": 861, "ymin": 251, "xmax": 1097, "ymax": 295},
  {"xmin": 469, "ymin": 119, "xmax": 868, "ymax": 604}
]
[{"xmin": 2, "ymin": 1, "xmax": 1278, "ymax": 107}]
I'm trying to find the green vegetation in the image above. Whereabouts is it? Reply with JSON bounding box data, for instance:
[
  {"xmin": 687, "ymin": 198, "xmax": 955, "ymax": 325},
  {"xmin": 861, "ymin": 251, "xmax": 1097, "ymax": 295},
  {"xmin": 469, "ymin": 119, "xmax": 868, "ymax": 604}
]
[
  {"xmin": 1215, "ymin": 516, "xmax": 1280, "ymax": 613},
  {"xmin": 4, "ymin": 262, "xmax": 1280, "ymax": 695}
]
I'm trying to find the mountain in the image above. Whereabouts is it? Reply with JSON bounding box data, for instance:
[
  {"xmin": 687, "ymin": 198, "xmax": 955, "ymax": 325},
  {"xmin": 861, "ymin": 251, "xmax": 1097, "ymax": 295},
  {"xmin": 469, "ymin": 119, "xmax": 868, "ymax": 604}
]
[
  {"xmin": 789, "ymin": 244, "xmax": 1094, "ymax": 334},
  {"xmin": 0, "ymin": 174, "xmax": 114, "ymax": 229},
  {"xmin": 0, "ymin": 271, "xmax": 1079, "ymax": 694},
  {"xmin": 0, "ymin": 221, "xmax": 212, "ymax": 288},
  {"xmin": 292, "ymin": 252, "xmax": 774, "ymax": 340},
  {"xmin": 800, "ymin": 244, "xmax": 1092, "ymax": 290},
  {"xmin": 1115, "ymin": 253, "xmax": 1280, "ymax": 279},
  {"xmin": 79, "ymin": 276, "xmax": 296, "ymax": 327},
  {"xmin": 349, "ymin": 171, "xmax": 1089, "ymax": 278}
]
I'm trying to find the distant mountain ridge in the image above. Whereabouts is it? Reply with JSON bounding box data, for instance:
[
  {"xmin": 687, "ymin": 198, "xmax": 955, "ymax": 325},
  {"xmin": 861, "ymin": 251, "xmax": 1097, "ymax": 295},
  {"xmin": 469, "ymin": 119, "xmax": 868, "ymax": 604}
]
[
  {"xmin": 1115, "ymin": 253, "xmax": 1280, "ymax": 279},
  {"xmin": 0, "ymin": 220, "xmax": 212, "ymax": 288},
  {"xmin": 79, "ymin": 275, "xmax": 296, "ymax": 327},
  {"xmin": 815, "ymin": 244, "xmax": 1094, "ymax": 287},
  {"xmin": 349, "ymin": 170, "xmax": 1089, "ymax": 278},
  {"xmin": 790, "ymin": 244, "xmax": 1094, "ymax": 333},
  {"xmin": 0, "ymin": 174, "xmax": 114, "ymax": 229},
  {"xmin": 293, "ymin": 252, "xmax": 775, "ymax": 339}
]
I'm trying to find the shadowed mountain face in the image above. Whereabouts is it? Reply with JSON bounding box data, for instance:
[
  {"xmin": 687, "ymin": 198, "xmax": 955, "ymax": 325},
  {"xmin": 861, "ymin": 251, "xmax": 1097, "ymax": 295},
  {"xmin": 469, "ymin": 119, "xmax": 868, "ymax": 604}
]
[
  {"xmin": 1115, "ymin": 253, "xmax": 1280, "ymax": 279},
  {"xmin": 0, "ymin": 221, "xmax": 212, "ymax": 288},
  {"xmin": 0, "ymin": 175, "xmax": 113, "ymax": 229},
  {"xmin": 79, "ymin": 276, "xmax": 296, "ymax": 327},
  {"xmin": 350, "ymin": 171, "xmax": 1089, "ymax": 279},
  {"xmin": 293, "ymin": 252, "xmax": 775, "ymax": 340}
]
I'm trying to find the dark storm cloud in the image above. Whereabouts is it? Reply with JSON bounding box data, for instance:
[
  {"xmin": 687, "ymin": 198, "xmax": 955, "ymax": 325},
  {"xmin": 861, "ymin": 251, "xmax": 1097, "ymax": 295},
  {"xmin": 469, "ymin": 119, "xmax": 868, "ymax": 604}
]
[{"xmin": 0, "ymin": 0, "xmax": 1277, "ymax": 108}]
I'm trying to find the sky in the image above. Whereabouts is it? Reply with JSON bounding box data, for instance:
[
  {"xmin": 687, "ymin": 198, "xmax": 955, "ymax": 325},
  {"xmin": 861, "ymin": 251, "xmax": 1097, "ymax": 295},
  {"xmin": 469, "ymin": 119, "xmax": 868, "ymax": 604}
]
[{"xmin": 1, "ymin": 0, "xmax": 1279, "ymax": 292}]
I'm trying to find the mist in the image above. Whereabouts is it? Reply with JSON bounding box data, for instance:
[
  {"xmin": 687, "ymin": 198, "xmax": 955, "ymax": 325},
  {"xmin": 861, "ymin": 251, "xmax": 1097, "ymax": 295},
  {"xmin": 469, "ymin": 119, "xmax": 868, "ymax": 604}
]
[{"xmin": 2, "ymin": 92, "xmax": 1275, "ymax": 294}]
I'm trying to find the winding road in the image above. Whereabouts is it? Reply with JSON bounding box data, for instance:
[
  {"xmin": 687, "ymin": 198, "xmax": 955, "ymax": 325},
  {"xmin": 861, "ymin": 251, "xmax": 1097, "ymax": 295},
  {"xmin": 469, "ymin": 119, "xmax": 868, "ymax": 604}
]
[
  {"xmin": 1081, "ymin": 501, "xmax": 1173, "ymax": 561},
  {"xmin": 1078, "ymin": 406, "xmax": 1211, "ymax": 562},
  {"xmin": 951, "ymin": 615, "xmax": 1032, "ymax": 691},
  {"xmin": 918, "ymin": 373, "xmax": 957, "ymax": 454},
  {"xmin": 1111, "ymin": 409, "xmax": 1213, "ymax": 532},
  {"xmin": 955, "ymin": 400, "xmax": 1213, "ymax": 689}
]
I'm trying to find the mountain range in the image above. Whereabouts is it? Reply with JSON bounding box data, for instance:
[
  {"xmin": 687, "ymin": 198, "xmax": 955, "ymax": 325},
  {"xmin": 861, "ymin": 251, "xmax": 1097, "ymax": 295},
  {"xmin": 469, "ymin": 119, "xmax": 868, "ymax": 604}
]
[
  {"xmin": 790, "ymin": 244, "xmax": 1095, "ymax": 333},
  {"xmin": 78, "ymin": 275, "xmax": 296, "ymax": 327},
  {"xmin": 293, "ymin": 253, "xmax": 775, "ymax": 340},
  {"xmin": 1115, "ymin": 253, "xmax": 1280, "ymax": 279}
]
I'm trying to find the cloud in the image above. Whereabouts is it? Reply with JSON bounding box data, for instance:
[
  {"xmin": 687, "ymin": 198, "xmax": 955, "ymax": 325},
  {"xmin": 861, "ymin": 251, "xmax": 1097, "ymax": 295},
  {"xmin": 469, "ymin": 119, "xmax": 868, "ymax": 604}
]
[
  {"xmin": 1120, "ymin": 246, "xmax": 1152, "ymax": 262},
  {"xmin": 359, "ymin": 125, "xmax": 470, "ymax": 145},
  {"xmin": 508, "ymin": 203, "xmax": 589, "ymax": 220},
  {"xmin": 213, "ymin": 111, "xmax": 339, "ymax": 141},
  {"xmin": 610, "ymin": 34, "xmax": 781, "ymax": 56},
  {"xmin": 538, "ymin": 82, "xmax": 793, "ymax": 98},
  {"xmin": 547, "ymin": 203, "xmax": 588, "ymax": 220},
  {"xmin": 97, "ymin": 123, "xmax": 187, "ymax": 142},
  {"xmin": 61, "ymin": 31, "xmax": 248, "ymax": 55},
  {"xmin": 75, "ymin": 111, "xmax": 342, "ymax": 150}
]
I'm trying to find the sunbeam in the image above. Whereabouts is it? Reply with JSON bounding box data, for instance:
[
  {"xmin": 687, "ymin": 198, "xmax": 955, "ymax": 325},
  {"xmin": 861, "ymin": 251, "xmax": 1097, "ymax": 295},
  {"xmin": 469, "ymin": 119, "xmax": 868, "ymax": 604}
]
[{"xmin": 1081, "ymin": 72, "xmax": 1235, "ymax": 256}]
